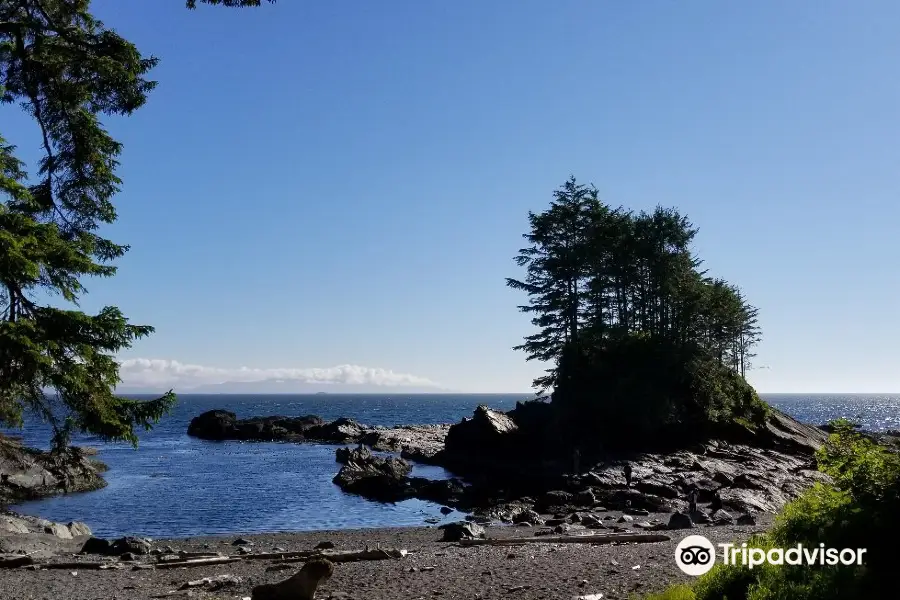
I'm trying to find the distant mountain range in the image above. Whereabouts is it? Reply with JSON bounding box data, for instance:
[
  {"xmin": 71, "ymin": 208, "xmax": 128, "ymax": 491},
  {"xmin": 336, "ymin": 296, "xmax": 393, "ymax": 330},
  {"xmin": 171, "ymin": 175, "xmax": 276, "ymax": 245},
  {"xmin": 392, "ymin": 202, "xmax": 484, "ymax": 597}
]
[{"xmin": 116, "ymin": 378, "xmax": 456, "ymax": 395}]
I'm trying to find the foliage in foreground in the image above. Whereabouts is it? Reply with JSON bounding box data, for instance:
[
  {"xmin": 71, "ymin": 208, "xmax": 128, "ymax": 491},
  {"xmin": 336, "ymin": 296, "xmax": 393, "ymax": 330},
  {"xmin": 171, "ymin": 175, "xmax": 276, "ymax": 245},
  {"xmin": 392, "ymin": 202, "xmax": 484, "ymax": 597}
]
[
  {"xmin": 0, "ymin": 0, "xmax": 271, "ymax": 449},
  {"xmin": 508, "ymin": 177, "xmax": 766, "ymax": 450},
  {"xmin": 644, "ymin": 418, "xmax": 900, "ymax": 600}
]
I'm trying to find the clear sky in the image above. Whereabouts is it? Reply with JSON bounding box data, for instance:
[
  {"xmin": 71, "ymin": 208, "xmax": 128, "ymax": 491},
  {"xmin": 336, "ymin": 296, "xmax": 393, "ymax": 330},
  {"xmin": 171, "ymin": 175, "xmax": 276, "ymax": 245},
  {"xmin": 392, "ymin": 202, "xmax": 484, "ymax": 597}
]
[{"xmin": 5, "ymin": 1, "xmax": 900, "ymax": 393}]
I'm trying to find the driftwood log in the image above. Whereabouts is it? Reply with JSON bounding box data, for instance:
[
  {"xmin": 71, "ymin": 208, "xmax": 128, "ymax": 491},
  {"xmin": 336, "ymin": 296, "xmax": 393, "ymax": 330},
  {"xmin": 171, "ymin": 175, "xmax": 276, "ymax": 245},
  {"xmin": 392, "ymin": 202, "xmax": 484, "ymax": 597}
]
[
  {"xmin": 271, "ymin": 548, "xmax": 407, "ymax": 565},
  {"xmin": 251, "ymin": 558, "xmax": 335, "ymax": 600},
  {"xmin": 0, "ymin": 554, "xmax": 34, "ymax": 568},
  {"xmin": 157, "ymin": 553, "xmax": 222, "ymax": 563},
  {"xmin": 243, "ymin": 549, "xmax": 323, "ymax": 561},
  {"xmin": 177, "ymin": 551, "xmax": 221, "ymax": 558},
  {"xmin": 24, "ymin": 547, "xmax": 406, "ymax": 572},
  {"xmin": 178, "ymin": 574, "xmax": 242, "ymax": 590},
  {"xmin": 154, "ymin": 556, "xmax": 242, "ymax": 569},
  {"xmin": 40, "ymin": 561, "xmax": 110, "ymax": 570},
  {"xmin": 458, "ymin": 533, "xmax": 671, "ymax": 547}
]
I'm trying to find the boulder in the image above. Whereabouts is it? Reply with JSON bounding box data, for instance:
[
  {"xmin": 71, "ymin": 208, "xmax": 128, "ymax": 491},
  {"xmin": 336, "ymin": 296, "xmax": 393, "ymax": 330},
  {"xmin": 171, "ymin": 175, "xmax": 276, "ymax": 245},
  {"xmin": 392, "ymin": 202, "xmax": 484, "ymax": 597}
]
[
  {"xmin": 537, "ymin": 490, "xmax": 574, "ymax": 511},
  {"xmin": 711, "ymin": 509, "xmax": 735, "ymax": 525},
  {"xmin": 68, "ymin": 521, "xmax": 92, "ymax": 537},
  {"xmin": 667, "ymin": 512, "xmax": 694, "ymax": 530},
  {"xmin": 336, "ymin": 446, "xmax": 371, "ymax": 464},
  {"xmin": 574, "ymin": 488, "xmax": 597, "ymax": 506},
  {"xmin": 690, "ymin": 510, "xmax": 711, "ymax": 524},
  {"xmin": 306, "ymin": 418, "xmax": 365, "ymax": 443},
  {"xmin": 111, "ymin": 537, "xmax": 151, "ymax": 555},
  {"xmin": 187, "ymin": 410, "xmax": 238, "ymax": 440},
  {"xmin": 439, "ymin": 521, "xmax": 485, "ymax": 542},
  {"xmin": 444, "ymin": 405, "xmax": 519, "ymax": 458},
  {"xmin": 81, "ymin": 537, "xmax": 114, "ymax": 555},
  {"xmin": 410, "ymin": 478, "xmax": 468, "ymax": 507},
  {"xmin": 0, "ymin": 515, "xmax": 31, "ymax": 535},
  {"xmin": 737, "ymin": 513, "xmax": 756, "ymax": 526},
  {"xmin": 43, "ymin": 522, "xmax": 72, "ymax": 539},
  {"xmin": 511, "ymin": 509, "xmax": 544, "ymax": 526},
  {"xmin": 333, "ymin": 453, "xmax": 413, "ymax": 502},
  {"xmin": 581, "ymin": 514, "xmax": 606, "ymax": 529}
]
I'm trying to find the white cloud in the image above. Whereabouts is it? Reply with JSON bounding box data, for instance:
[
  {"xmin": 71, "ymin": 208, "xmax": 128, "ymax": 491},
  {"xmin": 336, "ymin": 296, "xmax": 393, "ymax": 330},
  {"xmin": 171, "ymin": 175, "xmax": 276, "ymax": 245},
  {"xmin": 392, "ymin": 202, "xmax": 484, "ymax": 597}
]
[{"xmin": 118, "ymin": 358, "xmax": 441, "ymax": 389}]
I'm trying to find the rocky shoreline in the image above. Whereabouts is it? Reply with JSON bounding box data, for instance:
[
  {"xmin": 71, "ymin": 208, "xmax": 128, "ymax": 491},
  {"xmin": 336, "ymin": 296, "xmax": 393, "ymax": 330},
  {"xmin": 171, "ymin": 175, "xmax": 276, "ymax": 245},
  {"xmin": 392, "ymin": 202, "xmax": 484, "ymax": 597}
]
[
  {"xmin": 186, "ymin": 403, "xmax": 833, "ymax": 527},
  {"xmin": 0, "ymin": 402, "xmax": 891, "ymax": 598}
]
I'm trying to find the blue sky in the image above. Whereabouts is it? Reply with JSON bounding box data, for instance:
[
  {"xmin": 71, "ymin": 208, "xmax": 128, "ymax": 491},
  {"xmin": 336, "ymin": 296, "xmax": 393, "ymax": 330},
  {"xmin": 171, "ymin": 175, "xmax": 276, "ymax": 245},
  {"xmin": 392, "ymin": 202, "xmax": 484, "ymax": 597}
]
[{"xmin": 5, "ymin": 0, "xmax": 900, "ymax": 393}]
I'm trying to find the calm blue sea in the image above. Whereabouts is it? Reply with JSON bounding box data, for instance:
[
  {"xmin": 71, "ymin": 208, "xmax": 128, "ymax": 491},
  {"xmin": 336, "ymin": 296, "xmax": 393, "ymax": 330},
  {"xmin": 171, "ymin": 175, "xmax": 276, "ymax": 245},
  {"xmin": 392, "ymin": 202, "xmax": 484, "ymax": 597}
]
[{"xmin": 5, "ymin": 393, "xmax": 900, "ymax": 538}]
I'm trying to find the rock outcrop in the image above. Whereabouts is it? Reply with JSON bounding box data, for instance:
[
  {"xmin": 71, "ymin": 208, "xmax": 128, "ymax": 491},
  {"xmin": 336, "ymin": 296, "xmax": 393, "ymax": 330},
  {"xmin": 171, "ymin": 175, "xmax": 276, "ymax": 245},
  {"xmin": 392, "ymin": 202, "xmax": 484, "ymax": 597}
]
[
  {"xmin": 332, "ymin": 452, "xmax": 414, "ymax": 502},
  {"xmin": 1, "ymin": 434, "xmax": 106, "ymax": 506},
  {"xmin": 511, "ymin": 418, "xmax": 830, "ymax": 518},
  {"xmin": 186, "ymin": 410, "xmax": 450, "ymax": 462},
  {"xmin": 444, "ymin": 405, "xmax": 519, "ymax": 456},
  {"xmin": 186, "ymin": 410, "xmax": 324, "ymax": 442},
  {"xmin": 0, "ymin": 512, "xmax": 92, "ymax": 540},
  {"xmin": 363, "ymin": 424, "xmax": 449, "ymax": 463},
  {"xmin": 439, "ymin": 403, "xmax": 562, "ymax": 490},
  {"xmin": 78, "ymin": 535, "xmax": 152, "ymax": 556},
  {"xmin": 192, "ymin": 403, "xmax": 836, "ymax": 526},
  {"xmin": 372, "ymin": 405, "xmax": 834, "ymax": 523},
  {"xmin": 438, "ymin": 521, "xmax": 485, "ymax": 542},
  {"xmin": 304, "ymin": 418, "xmax": 365, "ymax": 444},
  {"xmin": 0, "ymin": 510, "xmax": 94, "ymax": 559},
  {"xmin": 332, "ymin": 445, "xmax": 472, "ymax": 507}
]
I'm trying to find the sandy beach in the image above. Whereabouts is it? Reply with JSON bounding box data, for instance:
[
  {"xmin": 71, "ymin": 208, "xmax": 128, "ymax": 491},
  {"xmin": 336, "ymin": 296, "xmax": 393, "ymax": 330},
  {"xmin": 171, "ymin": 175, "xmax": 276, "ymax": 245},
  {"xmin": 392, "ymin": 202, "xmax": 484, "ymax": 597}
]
[{"xmin": 1, "ymin": 514, "xmax": 773, "ymax": 600}]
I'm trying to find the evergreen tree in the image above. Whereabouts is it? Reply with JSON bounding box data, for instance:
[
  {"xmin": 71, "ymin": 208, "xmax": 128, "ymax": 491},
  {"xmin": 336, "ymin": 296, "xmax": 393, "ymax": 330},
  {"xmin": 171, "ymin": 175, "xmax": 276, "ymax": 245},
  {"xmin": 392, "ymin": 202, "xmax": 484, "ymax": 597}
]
[
  {"xmin": 510, "ymin": 177, "xmax": 767, "ymax": 448},
  {"xmin": 506, "ymin": 176, "xmax": 596, "ymax": 391},
  {"xmin": 1, "ymin": 0, "xmax": 271, "ymax": 450}
]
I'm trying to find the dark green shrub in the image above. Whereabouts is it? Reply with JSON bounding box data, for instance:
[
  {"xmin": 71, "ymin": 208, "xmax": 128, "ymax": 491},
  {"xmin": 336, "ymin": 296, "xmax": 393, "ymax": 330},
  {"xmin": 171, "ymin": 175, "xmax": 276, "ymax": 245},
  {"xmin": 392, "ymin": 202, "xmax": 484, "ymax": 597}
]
[{"xmin": 552, "ymin": 336, "xmax": 767, "ymax": 451}]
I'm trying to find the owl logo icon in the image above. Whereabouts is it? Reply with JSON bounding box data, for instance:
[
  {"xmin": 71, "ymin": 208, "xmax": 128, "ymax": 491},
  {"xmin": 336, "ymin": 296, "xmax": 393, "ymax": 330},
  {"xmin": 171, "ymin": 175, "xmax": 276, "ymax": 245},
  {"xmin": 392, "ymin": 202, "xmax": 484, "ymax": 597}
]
[{"xmin": 675, "ymin": 535, "xmax": 717, "ymax": 576}]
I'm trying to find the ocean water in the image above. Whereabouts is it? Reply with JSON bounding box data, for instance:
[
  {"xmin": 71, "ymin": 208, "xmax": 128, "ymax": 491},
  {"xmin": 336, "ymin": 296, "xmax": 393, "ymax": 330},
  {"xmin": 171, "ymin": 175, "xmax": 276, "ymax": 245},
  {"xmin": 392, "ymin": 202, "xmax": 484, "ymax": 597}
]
[{"xmin": 5, "ymin": 393, "xmax": 900, "ymax": 538}]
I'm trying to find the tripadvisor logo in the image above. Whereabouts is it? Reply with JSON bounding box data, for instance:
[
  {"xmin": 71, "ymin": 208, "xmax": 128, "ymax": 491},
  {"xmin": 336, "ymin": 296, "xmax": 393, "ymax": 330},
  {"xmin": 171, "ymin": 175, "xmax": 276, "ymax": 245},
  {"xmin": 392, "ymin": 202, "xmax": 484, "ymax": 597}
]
[
  {"xmin": 675, "ymin": 535, "xmax": 868, "ymax": 576},
  {"xmin": 675, "ymin": 535, "xmax": 717, "ymax": 576}
]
